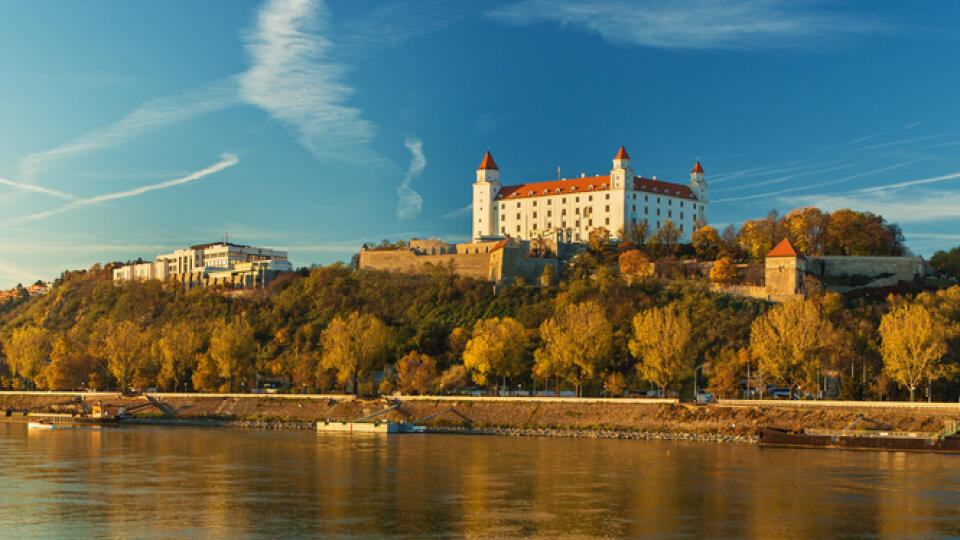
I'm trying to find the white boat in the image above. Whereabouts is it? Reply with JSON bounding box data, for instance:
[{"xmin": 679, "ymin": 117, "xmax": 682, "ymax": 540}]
[{"xmin": 28, "ymin": 421, "xmax": 57, "ymax": 430}]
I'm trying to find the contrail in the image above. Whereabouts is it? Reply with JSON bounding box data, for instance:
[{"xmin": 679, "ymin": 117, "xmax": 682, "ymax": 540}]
[
  {"xmin": 0, "ymin": 177, "xmax": 75, "ymax": 199},
  {"xmin": 396, "ymin": 136, "xmax": 425, "ymax": 219},
  {"xmin": 10, "ymin": 153, "xmax": 239, "ymax": 223}
]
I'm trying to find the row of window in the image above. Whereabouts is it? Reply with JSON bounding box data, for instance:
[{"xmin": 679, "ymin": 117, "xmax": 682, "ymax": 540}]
[
  {"xmin": 500, "ymin": 217, "xmax": 683, "ymax": 235},
  {"xmin": 501, "ymin": 194, "xmax": 696, "ymax": 210}
]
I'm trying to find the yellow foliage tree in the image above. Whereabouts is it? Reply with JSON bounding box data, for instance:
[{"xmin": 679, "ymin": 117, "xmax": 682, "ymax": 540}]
[
  {"xmin": 320, "ymin": 312, "xmax": 394, "ymax": 394},
  {"xmin": 709, "ymin": 257, "xmax": 740, "ymax": 285},
  {"xmin": 534, "ymin": 301, "xmax": 613, "ymax": 397},
  {"xmin": 618, "ymin": 249, "xmax": 651, "ymax": 277},
  {"xmin": 879, "ymin": 303, "xmax": 950, "ymax": 401},
  {"xmin": 3, "ymin": 325, "xmax": 50, "ymax": 389},
  {"xmin": 691, "ymin": 225, "xmax": 721, "ymax": 260},
  {"xmin": 629, "ymin": 304, "xmax": 693, "ymax": 396},
  {"xmin": 589, "ymin": 226, "xmax": 610, "ymax": 253},
  {"xmin": 396, "ymin": 351, "xmax": 438, "ymax": 395},
  {"xmin": 155, "ymin": 321, "xmax": 205, "ymax": 392},
  {"xmin": 102, "ymin": 320, "xmax": 145, "ymax": 391},
  {"xmin": 749, "ymin": 300, "xmax": 835, "ymax": 394},
  {"xmin": 208, "ymin": 318, "xmax": 257, "ymax": 393},
  {"xmin": 463, "ymin": 317, "xmax": 529, "ymax": 390}
]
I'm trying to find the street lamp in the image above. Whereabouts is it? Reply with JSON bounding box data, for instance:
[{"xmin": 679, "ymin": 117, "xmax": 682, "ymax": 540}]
[{"xmin": 694, "ymin": 365, "xmax": 704, "ymax": 403}]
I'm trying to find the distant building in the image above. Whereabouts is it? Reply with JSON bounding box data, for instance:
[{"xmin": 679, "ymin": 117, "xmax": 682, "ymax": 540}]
[
  {"xmin": 112, "ymin": 241, "xmax": 292, "ymax": 288},
  {"xmin": 473, "ymin": 146, "xmax": 707, "ymax": 243}
]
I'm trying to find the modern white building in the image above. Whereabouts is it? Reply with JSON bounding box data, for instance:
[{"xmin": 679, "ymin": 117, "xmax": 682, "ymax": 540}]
[
  {"xmin": 472, "ymin": 146, "xmax": 707, "ymax": 243},
  {"xmin": 112, "ymin": 241, "xmax": 292, "ymax": 286}
]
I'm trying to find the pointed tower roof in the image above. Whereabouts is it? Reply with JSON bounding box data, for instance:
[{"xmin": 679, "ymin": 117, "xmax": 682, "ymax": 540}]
[
  {"xmin": 615, "ymin": 145, "xmax": 630, "ymax": 160},
  {"xmin": 692, "ymin": 161, "xmax": 704, "ymax": 174},
  {"xmin": 767, "ymin": 238, "xmax": 798, "ymax": 257},
  {"xmin": 477, "ymin": 151, "xmax": 498, "ymax": 171}
]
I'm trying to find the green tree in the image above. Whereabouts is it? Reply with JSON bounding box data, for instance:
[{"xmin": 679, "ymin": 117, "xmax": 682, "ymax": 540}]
[
  {"xmin": 930, "ymin": 246, "xmax": 960, "ymax": 281},
  {"xmin": 879, "ymin": 303, "xmax": 950, "ymax": 401},
  {"xmin": 629, "ymin": 304, "xmax": 693, "ymax": 397},
  {"xmin": 534, "ymin": 301, "xmax": 613, "ymax": 397},
  {"xmin": 320, "ymin": 312, "xmax": 394, "ymax": 395},
  {"xmin": 463, "ymin": 317, "xmax": 529, "ymax": 391}
]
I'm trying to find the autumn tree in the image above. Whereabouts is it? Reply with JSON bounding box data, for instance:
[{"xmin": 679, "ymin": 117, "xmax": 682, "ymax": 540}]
[
  {"xmin": 627, "ymin": 221, "xmax": 649, "ymax": 247},
  {"xmin": 534, "ymin": 301, "xmax": 613, "ymax": 397},
  {"xmin": 101, "ymin": 320, "xmax": 145, "ymax": 391},
  {"xmin": 707, "ymin": 348, "xmax": 751, "ymax": 398},
  {"xmin": 438, "ymin": 364, "xmax": 471, "ymax": 393},
  {"xmin": 879, "ymin": 303, "xmax": 950, "ymax": 401},
  {"xmin": 749, "ymin": 300, "xmax": 836, "ymax": 394},
  {"xmin": 3, "ymin": 325, "xmax": 51, "ymax": 389},
  {"xmin": 207, "ymin": 318, "xmax": 256, "ymax": 393},
  {"xmin": 463, "ymin": 317, "xmax": 529, "ymax": 391},
  {"xmin": 737, "ymin": 211, "xmax": 780, "ymax": 262},
  {"xmin": 709, "ymin": 257, "xmax": 740, "ymax": 285},
  {"xmin": 396, "ymin": 351, "xmax": 438, "ymax": 395},
  {"xmin": 629, "ymin": 304, "xmax": 693, "ymax": 397},
  {"xmin": 782, "ymin": 207, "xmax": 827, "ymax": 255},
  {"xmin": 40, "ymin": 333, "xmax": 90, "ymax": 390},
  {"xmin": 618, "ymin": 249, "xmax": 651, "ymax": 278},
  {"xmin": 155, "ymin": 321, "xmax": 205, "ymax": 392},
  {"xmin": 321, "ymin": 312, "xmax": 394, "ymax": 395},
  {"xmin": 691, "ymin": 225, "xmax": 721, "ymax": 260},
  {"xmin": 589, "ymin": 227, "xmax": 611, "ymax": 253}
]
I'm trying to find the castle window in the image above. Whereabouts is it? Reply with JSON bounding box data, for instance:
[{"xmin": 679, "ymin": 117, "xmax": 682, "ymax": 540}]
[
  {"xmin": 501, "ymin": 204, "xmax": 505, "ymax": 210},
  {"xmin": 657, "ymin": 209, "xmax": 661, "ymax": 216},
  {"xmin": 680, "ymin": 212, "xmax": 684, "ymax": 220},
  {"xmin": 533, "ymin": 212, "xmax": 537, "ymax": 218},
  {"xmin": 533, "ymin": 223, "xmax": 537, "ymax": 230},
  {"xmin": 605, "ymin": 205, "xmax": 610, "ymax": 212},
  {"xmin": 575, "ymin": 208, "xmax": 580, "ymax": 215},
  {"xmin": 501, "ymin": 227, "xmax": 506, "ymax": 234},
  {"xmin": 657, "ymin": 198, "xmax": 661, "ymax": 204},
  {"xmin": 501, "ymin": 215, "xmax": 505, "ymax": 221},
  {"xmin": 680, "ymin": 224, "xmax": 684, "ymax": 232},
  {"xmin": 575, "ymin": 196, "xmax": 580, "ymax": 202},
  {"xmin": 588, "ymin": 195, "xmax": 593, "ymax": 201},
  {"xmin": 645, "ymin": 207, "xmax": 648, "ymax": 214},
  {"xmin": 547, "ymin": 222, "xmax": 552, "ymax": 228},
  {"xmin": 668, "ymin": 210, "xmax": 672, "ymax": 218},
  {"xmin": 669, "ymin": 199, "xmax": 672, "ymax": 206},
  {"xmin": 516, "ymin": 225, "xmax": 521, "ymax": 232},
  {"xmin": 547, "ymin": 210, "xmax": 552, "ymax": 217},
  {"xmin": 528, "ymin": 191, "xmax": 534, "ymax": 196},
  {"xmin": 571, "ymin": 187, "xmax": 577, "ymax": 192},
  {"xmin": 516, "ymin": 202, "xmax": 521, "ymax": 208},
  {"xmin": 605, "ymin": 218, "xmax": 610, "ymax": 225},
  {"xmin": 516, "ymin": 213, "xmax": 520, "ymax": 220},
  {"xmin": 601, "ymin": 184, "xmax": 607, "ymax": 189},
  {"xmin": 632, "ymin": 217, "xmax": 636, "ymax": 224},
  {"xmin": 543, "ymin": 189, "xmax": 548, "ymax": 194},
  {"xmin": 653, "ymin": 187, "xmax": 658, "ymax": 192},
  {"xmin": 547, "ymin": 199, "xmax": 552, "ymax": 205},
  {"xmin": 533, "ymin": 201, "xmax": 537, "ymax": 207},
  {"xmin": 680, "ymin": 201, "xmax": 684, "ymax": 207},
  {"xmin": 562, "ymin": 209, "xmax": 566, "ymax": 215},
  {"xmin": 555, "ymin": 188, "xmax": 561, "ymax": 193},
  {"xmin": 588, "ymin": 185, "xmax": 593, "ymax": 189},
  {"xmin": 576, "ymin": 220, "xmax": 581, "ymax": 227},
  {"xmin": 632, "ymin": 205, "xmax": 636, "ymax": 212},
  {"xmin": 588, "ymin": 219, "xmax": 593, "ymax": 227},
  {"xmin": 562, "ymin": 221, "xmax": 567, "ymax": 227},
  {"xmin": 657, "ymin": 221, "xmax": 661, "ymax": 229}
]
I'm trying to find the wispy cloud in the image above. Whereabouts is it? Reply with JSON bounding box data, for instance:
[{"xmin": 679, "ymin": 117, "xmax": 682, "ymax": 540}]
[
  {"xmin": 396, "ymin": 137, "xmax": 426, "ymax": 219},
  {"xmin": 788, "ymin": 189, "xmax": 960, "ymax": 224},
  {"xmin": 489, "ymin": 0, "xmax": 886, "ymax": 50},
  {"xmin": 19, "ymin": 79, "xmax": 239, "ymax": 183},
  {"xmin": 239, "ymin": 0, "xmax": 378, "ymax": 163},
  {"xmin": 442, "ymin": 204, "xmax": 472, "ymax": 219},
  {"xmin": 10, "ymin": 154, "xmax": 239, "ymax": 224},
  {"xmin": 712, "ymin": 161, "xmax": 913, "ymax": 203},
  {"xmin": 713, "ymin": 162, "xmax": 856, "ymax": 193},
  {"xmin": 0, "ymin": 177, "xmax": 74, "ymax": 200},
  {"xmin": 861, "ymin": 170, "xmax": 960, "ymax": 193}
]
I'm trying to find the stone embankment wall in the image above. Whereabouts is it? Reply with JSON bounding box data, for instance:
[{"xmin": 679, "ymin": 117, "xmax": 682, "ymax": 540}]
[
  {"xmin": 358, "ymin": 249, "xmax": 492, "ymax": 280},
  {"xmin": 2, "ymin": 392, "xmax": 956, "ymax": 439}
]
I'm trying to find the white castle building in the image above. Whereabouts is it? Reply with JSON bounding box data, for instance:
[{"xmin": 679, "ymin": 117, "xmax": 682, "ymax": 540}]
[
  {"xmin": 472, "ymin": 146, "xmax": 707, "ymax": 243},
  {"xmin": 113, "ymin": 241, "xmax": 292, "ymax": 288}
]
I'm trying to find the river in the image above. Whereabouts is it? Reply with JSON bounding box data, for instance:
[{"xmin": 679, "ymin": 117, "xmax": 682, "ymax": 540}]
[{"xmin": 1, "ymin": 423, "xmax": 959, "ymax": 538}]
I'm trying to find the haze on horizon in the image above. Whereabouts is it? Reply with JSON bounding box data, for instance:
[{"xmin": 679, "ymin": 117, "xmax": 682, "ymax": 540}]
[{"xmin": 2, "ymin": 0, "xmax": 959, "ymax": 288}]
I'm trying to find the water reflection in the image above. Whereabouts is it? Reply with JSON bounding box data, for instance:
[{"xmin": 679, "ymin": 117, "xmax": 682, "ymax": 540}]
[{"xmin": 2, "ymin": 423, "xmax": 959, "ymax": 538}]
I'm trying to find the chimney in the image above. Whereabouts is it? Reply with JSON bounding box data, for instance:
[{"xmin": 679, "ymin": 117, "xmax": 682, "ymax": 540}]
[{"xmin": 581, "ymin": 173, "xmax": 586, "ymax": 178}]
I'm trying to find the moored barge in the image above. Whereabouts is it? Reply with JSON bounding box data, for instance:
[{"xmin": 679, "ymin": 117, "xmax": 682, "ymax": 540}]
[{"xmin": 759, "ymin": 426, "xmax": 960, "ymax": 453}]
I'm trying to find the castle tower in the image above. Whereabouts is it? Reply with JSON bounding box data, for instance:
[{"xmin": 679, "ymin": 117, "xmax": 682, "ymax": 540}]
[
  {"xmin": 610, "ymin": 145, "xmax": 633, "ymax": 189},
  {"xmin": 473, "ymin": 151, "xmax": 501, "ymax": 240},
  {"xmin": 765, "ymin": 238, "xmax": 804, "ymax": 297},
  {"xmin": 689, "ymin": 160, "xmax": 707, "ymax": 221}
]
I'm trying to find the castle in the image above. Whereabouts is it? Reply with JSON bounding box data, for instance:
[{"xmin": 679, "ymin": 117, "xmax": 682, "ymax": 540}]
[{"xmin": 472, "ymin": 146, "xmax": 708, "ymax": 243}]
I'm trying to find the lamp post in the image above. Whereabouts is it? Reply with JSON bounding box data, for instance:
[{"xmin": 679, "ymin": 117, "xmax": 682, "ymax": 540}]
[{"xmin": 694, "ymin": 365, "xmax": 703, "ymax": 403}]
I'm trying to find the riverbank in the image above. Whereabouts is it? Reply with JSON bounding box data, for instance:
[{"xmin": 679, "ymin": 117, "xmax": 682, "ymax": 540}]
[{"xmin": 3, "ymin": 392, "xmax": 957, "ymax": 442}]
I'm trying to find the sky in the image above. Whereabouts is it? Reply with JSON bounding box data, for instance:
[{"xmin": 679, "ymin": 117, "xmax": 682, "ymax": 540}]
[{"xmin": 1, "ymin": 0, "xmax": 960, "ymax": 288}]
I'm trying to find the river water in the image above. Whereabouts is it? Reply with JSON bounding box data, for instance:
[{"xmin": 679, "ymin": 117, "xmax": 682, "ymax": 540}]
[{"xmin": 1, "ymin": 423, "xmax": 959, "ymax": 538}]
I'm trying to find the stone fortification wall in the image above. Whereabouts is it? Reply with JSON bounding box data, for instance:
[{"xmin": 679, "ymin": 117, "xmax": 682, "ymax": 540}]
[
  {"xmin": 358, "ymin": 249, "xmax": 492, "ymax": 280},
  {"xmin": 409, "ymin": 238, "xmax": 456, "ymax": 255},
  {"xmin": 809, "ymin": 256, "xmax": 929, "ymax": 290},
  {"xmin": 491, "ymin": 247, "xmax": 557, "ymax": 285}
]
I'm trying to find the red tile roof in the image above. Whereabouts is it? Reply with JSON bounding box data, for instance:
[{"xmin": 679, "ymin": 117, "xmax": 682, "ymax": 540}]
[
  {"xmin": 496, "ymin": 174, "xmax": 696, "ymax": 201},
  {"xmin": 692, "ymin": 161, "xmax": 704, "ymax": 174},
  {"xmin": 615, "ymin": 146, "xmax": 630, "ymax": 160},
  {"xmin": 767, "ymin": 238, "xmax": 798, "ymax": 257},
  {"xmin": 478, "ymin": 151, "xmax": 498, "ymax": 171}
]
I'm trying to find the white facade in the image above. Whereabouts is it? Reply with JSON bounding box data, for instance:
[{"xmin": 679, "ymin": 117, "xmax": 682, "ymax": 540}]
[
  {"xmin": 472, "ymin": 147, "xmax": 708, "ymax": 243},
  {"xmin": 113, "ymin": 242, "xmax": 292, "ymax": 283}
]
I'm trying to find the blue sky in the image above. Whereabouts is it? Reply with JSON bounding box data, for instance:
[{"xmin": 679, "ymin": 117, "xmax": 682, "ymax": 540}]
[{"xmin": 2, "ymin": 0, "xmax": 959, "ymax": 288}]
